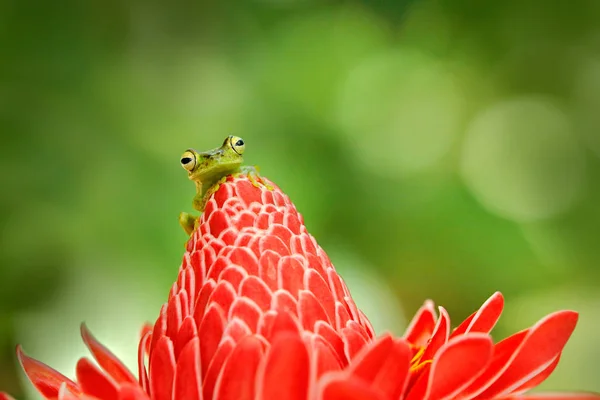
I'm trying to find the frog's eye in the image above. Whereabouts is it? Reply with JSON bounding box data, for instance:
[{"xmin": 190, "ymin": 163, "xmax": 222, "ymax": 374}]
[
  {"xmin": 231, "ymin": 136, "xmax": 245, "ymax": 155},
  {"xmin": 180, "ymin": 151, "xmax": 196, "ymax": 171}
]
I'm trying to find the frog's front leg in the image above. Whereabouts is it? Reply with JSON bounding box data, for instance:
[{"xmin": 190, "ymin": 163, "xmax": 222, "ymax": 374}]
[
  {"xmin": 179, "ymin": 211, "xmax": 198, "ymax": 236},
  {"xmin": 241, "ymin": 165, "xmax": 273, "ymax": 190}
]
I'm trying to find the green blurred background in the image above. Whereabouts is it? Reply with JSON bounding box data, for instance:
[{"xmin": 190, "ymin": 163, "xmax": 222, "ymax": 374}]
[{"xmin": 2, "ymin": 0, "xmax": 600, "ymax": 397}]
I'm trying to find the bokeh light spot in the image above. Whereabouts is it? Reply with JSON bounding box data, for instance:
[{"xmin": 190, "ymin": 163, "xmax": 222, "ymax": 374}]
[
  {"xmin": 573, "ymin": 56, "xmax": 600, "ymax": 158},
  {"xmin": 460, "ymin": 96, "xmax": 586, "ymax": 222},
  {"xmin": 336, "ymin": 50, "xmax": 465, "ymax": 176}
]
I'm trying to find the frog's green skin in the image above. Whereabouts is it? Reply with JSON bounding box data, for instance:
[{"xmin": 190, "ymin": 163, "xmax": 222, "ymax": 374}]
[{"xmin": 179, "ymin": 135, "xmax": 266, "ymax": 236}]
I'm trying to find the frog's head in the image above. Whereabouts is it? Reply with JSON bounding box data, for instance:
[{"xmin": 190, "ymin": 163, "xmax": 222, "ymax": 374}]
[{"xmin": 180, "ymin": 135, "xmax": 245, "ymax": 183}]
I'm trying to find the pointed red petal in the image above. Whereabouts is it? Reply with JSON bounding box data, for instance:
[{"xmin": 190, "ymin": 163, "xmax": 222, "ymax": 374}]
[
  {"xmin": 451, "ymin": 292, "xmax": 504, "ymax": 338},
  {"xmin": 173, "ymin": 337, "xmax": 202, "ymax": 400},
  {"xmin": 149, "ymin": 336, "xmax": 176, "ymax": 400},
  {"xmin": 404, "ymin": 300, "xmax": 436, "ymax": 347},
  {"xmin": 0, "ymin": 393, "xmax": 16, "ymax": 400},
  {"xmin": 138, "ymin": 329, "xmax": 152, "ymax": 392},
  {"xmin": 80, "ymin": 324, "xmax": 137, "ymax": 385},
  {"xmin": 425, "ymin": 334, "xmax": 493, "ymax": 400},
  {"xmin": 76, "ymin": 358, "xmax": 119, "ymax": 400},
  {"xmin": 17, "ymin": 345, "xmax": 81, "ymax": 398},
  {"xmin": 319, "ymin": 375, "xmax": 386, "ymax": 400},
  {"xmin": 421, "ymin": 307, "xmax": 450, "ymax": 361},
  {"xmin": 511, "ymin": 354, "xmax": 560, "ymax": 394},
  {"xmin": 257, "ymin": 332, "xmax": 310, "ymax": 400},
  {"xmin": 118, "ymin": 383, "xmax": 152, "ymax": 400},
  {"xmin": 476, "ymin": 311, "xmax": 579, "ymax": 399},
  {"xmin": 214, "ymin": 335, "xmax": 265, "ymax": 400},
  {"xmin": 348, "ymin": 334, "xmax": 412, "ymax": 399},
  {"xmin": 461, "ymin": 329, "xmax": 529, "ymax": 398}
]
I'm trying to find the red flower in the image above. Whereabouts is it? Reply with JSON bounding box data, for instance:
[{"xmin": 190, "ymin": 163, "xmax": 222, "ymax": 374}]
[{"xmin": 4, "ymin": 175, "xmax": 598, "ymax": 400}]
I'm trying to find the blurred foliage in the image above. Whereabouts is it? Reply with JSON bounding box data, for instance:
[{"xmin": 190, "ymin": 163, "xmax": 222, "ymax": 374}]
[{"xmin": 2, "ymin": 0, "xmax": 600, "ymax": 397}]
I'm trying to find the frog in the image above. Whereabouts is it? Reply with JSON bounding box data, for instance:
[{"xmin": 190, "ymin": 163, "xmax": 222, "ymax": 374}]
[{"xmin": 178, "ymin": 135, "xmax": 270, "ymax": 236}]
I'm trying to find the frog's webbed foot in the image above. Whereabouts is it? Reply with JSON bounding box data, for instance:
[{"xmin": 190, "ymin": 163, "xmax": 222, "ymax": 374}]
[
  {"xmin": 240, "ymin": 165, "xmax": 274, "ymax": 191},
  {"xmin": 179, "ymin": 212, "xmax": 198, "ymax": 236}
]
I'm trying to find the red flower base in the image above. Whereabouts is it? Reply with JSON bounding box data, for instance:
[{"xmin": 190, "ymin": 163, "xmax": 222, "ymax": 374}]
[{"xmin": 4, "ymin": 175, "xmax": 598, "ymax": 400}]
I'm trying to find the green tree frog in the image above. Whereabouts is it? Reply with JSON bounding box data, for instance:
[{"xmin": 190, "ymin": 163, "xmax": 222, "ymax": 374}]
[{"xmin": 179, "ymin": 135, "xmax": 267, "ymax": 235}]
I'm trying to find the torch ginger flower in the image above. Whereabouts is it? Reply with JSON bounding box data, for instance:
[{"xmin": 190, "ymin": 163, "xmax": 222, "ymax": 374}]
[{"xmin": 4, "ymin": 174, "xmax": 599, "ymax": 400}]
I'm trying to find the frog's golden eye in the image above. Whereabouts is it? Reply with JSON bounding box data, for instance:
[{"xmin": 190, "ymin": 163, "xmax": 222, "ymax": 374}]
[
  {"xmin": 231, "ymin": 136, "xmax": 245, "ymax": 155},
  {"xmin": 180, "ymin": 151, "xmax": 196, "ymax": 171}
]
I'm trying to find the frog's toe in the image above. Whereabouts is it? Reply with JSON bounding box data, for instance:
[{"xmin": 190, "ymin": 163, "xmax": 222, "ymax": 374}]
[{"xmin": 179, "ymin": 212, "xmax": 198, "ymax": 236}]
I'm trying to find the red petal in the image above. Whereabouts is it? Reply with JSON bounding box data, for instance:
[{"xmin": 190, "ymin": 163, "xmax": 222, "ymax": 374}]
[
  {"xmin": 461, "ymin": 329, "xmax": 529, "ymax": 398},
  {"xmin": 174, "ymin": 316, "xmax": 198, "ymax": 360},
  {"xmin": 404, "ymin": 300, "xmax": 436, "ymax": 347},
  {"xmin": 206, "ymin": 209, "xmax": 230, "ymax": 238},
  {"xmin": 476, "ymin": 311, "xmax": 579, "ymax": 399},
  {"xmin": 335, "ymin": 302, "xmax": 351, "ymax": 330},
  {"xmin": 309, "ymin": 335, "xmax": 343, "ymax": 377},
  {"xmin": 259, "ymin": 250, "xmax": 282, "ymax": 290},
  {"xmin": 0, "ymin": 393, "xmax": 16, "ymax": 400},
  {"xmin": 214, "ymin": 335, "xmax": 265, "ymax": 400},
  {"xmin": 421, "ymin": 307, "xmax": 450, "ymax": 361},
  {"xmin": 405, "ymin": 363, "xmax": 432, "ymax": 400},
  {"xmin": 348, "ymin": 334, "xmax": 412, "ymax": 399},
  {"xmin": 268, "ymin": 224, "xmax": 293, "ymax": 245},
  {"xmin": 315, "ymin": 321, "xmax": 347, "ymax": 367},
  {"xmin": 278, "ymin": 255, "xmax": 306, "ymax": 298},
  {"xmin": 425, "ymin": 334, "xmax": 493, "ymax": 400},
  {"xmin": 199, "ymin": 304, "xmax": 227, "ymax": 375},
  {"xmin": 228, "ymin": 247, "xmax": 259, "ymax": 276},
  {"xmin": 266, "ymin": 311, "xmax": 302, "ymax": 342},
  {"xmin": 206, "ymin": 280, "xmax": 237, "ymax": 317},
  {"xmin": 272, "ymin": 290, "xmax": 299, "ymax": 318},
  {"xmin": 234, "ymin": 179, "xmax": 263, "ymax": 207},
  {"xmin": 17, "ymin": 345, "xmax": 81, "ymax": 398},
  {"xmin": 451, "ymin": 292, "xmax": 504, "ymax": 338},
  {"xmin": 80, "ymin": 324, "xmax": 137, "ymax": 385},
  {"xmin": 341, "ymin": 325, "xmax": 368, "ymax": 361},
  {"xmin": 229, "ymin": 297, "xmax": 262, "ymax": 333},
  {"xmin": 305, "ymin": 270, "xmax": 336, "ymax": 325},
  {"xmin": 149, "ymin": 336, "xmax": 176, "ymax": 400},
  {"xmin": 257, "ymin": 332, "xmax": 310, "ymax": 400},
  {"xmin": 284, "ymin": 212, "xmax": 302, "ymax": 234},
  {"xmin": 239, "ymin": 276, "xmax": 273, "ymax": 312},
  {"xmin": 218, "ymin": 265, "xmax": 247, "ymax": 292},
  {"xmin": 298, "ymin": 290, "xmax": 330, "ymax": 331},
  {"xmin": 259, "ymin": 235, "xmax": 291, "ymax": 258},
  {"xmin": 137, "ymin": 330, "xmax": 151, "ymax": 393},
  {"xmin": 118, "ymin": 384, "xmax": 151, "ymax": 400},
  {"xmin": 203, "ymin": 339, "xmax": 234, "ymax": 400},
  {"xmin": 319, "ymin": 375, "xmax": 386, "ymax": 400},
  {"xmin": 76, "ymin": 358, "xmax": 119, "ymax": 400},
  {"xmin": 166, "ymin": 292, "xmax": 183, "ymax": 342},
  {"xmin": 512, "ymin": 354, "xmax": 561, "ymax": 394},
  {"xmin": 173, "ymin": 337, "xmax": 202, "ymax": 400}
]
